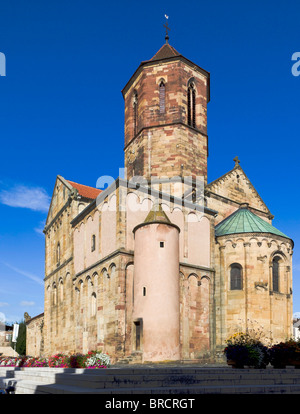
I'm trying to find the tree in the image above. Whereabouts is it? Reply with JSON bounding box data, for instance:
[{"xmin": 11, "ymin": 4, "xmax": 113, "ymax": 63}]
[{"xmin": 10, "ymin": 320, "xmax": 26, "ymax": 356}]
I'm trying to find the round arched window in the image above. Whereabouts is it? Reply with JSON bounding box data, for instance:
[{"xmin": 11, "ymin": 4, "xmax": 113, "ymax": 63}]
[
  {"xmin": 272, "ymin": 256, "xmax": 280, "ymax": 292},
  {"xmin": 230, "ymin": 263, "xmax": 243, "ymax": 290}
]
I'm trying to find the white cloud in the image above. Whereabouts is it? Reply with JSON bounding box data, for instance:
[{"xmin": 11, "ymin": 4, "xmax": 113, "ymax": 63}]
[
  {"xmin": 20, "ymin": 301, "xmax": 35, "ymax": 307},
  {"xmin": 0, "ymin": 302, "xmax": 9, "ymax": 307},
  {"xmin": 1, "ymin": 262, "xmax": 44, "ymax": 286},
  {"xmin": 0, "ymin": 184, "xmax": 50, "ymax": 213},
  {"xmin": 34, "ymin": 220, "xmax": 46, "ymax": 235}
]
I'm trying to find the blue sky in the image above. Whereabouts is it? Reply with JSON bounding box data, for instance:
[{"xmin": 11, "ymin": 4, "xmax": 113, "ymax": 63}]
[{"xmin": 0, "ymin": 0, "xmax": 300, "ymax": 324}]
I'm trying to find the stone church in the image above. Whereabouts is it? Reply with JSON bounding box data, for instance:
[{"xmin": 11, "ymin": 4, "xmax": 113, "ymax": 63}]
[{"xmin": 26, "ymin": 36, "xmax": 294, "ymax": 363}]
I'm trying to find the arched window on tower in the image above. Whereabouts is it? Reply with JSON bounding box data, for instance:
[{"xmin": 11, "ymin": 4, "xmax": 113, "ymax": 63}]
[
  {"xmin": 133, "ymin": 91, "xmax": 138, "ymax": 136},
  {"xmin": 272, "ymin": 256, "xmax": 280, "ymax": 292},
  {"xmin": 159, "ymin": 80, "xmax": 166, "ymax": 113},
  {"xmin": 230, "ymin": 263, "xmax": 243, "ymax": 290},
  {"xmin": 187, "ymin": 82, "xmax": 196, "ymax": 128}
]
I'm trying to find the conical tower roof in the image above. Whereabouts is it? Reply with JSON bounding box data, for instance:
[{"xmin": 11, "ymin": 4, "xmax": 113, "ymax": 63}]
[
  {"xmin": 133, "ymin": 203, "xmax": 180, "ymax": 233},
  {"xmin": 215, "ymin": 205, "xmax": 291, "ymax": 242},
  {"xmin": 143, "ymin": 203, "xmax": 172, "ymax": 224}
]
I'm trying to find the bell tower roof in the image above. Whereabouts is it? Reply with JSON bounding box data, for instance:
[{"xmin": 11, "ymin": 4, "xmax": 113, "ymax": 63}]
[
  {"xmin": 121, "ymin": 43, "xmax": 210, "ymax": 99},
  {"xmin": 122, "ymin": 27, "xmax": 210, "ymax": 183},
  {"xmin": 149, "ymin": 43, "xmax": 181, "ymax": 62}
]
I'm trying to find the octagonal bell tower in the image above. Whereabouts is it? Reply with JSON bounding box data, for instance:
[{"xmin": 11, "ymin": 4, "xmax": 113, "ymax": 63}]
[{"xmin": 122, "ymin": 31, "xmax": 210, "ymax": 184}]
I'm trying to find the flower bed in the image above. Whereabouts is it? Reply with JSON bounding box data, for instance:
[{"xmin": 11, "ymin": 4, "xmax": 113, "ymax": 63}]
[
  {"xmin": 224, "ymin": 332, "xmax": 269, "ymax": 368},
  {"xmin": 224, "ymin": 333, "xmax": 300, "ymax": 369},
  {"xmin": 269, "ymin": 340, "xmax": 300, "ymax": 368},
  {"xmin": 0, "ymin": 350, "xmax": 110, "ymax": 369}
]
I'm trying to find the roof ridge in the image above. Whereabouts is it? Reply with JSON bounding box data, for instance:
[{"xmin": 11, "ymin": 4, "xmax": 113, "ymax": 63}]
[
  {"xmin": 67, "ymin": 179, "xmax": 98, "ymax": 189},
  {"xmin": 245, "ymin": 209, "xmax": 259, "ymax": 232}
]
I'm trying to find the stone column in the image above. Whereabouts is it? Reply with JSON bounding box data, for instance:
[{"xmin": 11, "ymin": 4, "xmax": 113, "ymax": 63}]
[
  {"xmin": 286, "ymin": 263, "xmax": 292, "ymax": 339},
  {"xmin": 243, "ymin": 242, "xmax": 251, "ymax": 332},
  {"xmin": 217, "ymin": 244, "xmax": 226, "ymax": 350},
  {"xmin": 269, "ymin": 262, "xmax": 273, "ymax": 343}
]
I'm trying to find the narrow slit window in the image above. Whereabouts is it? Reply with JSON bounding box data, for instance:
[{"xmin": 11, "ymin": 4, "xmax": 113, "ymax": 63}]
[
  {"xmin": 272, "ymin": 257, "xmax": 280, "ymax": 292},
  {"xmin": 159, "ymin": 80, "xmax": 165, "ymax": 113},
  {"xmin": 187, "ymin": 87, "xmax": 191, "ymax": 126},
  {"xmin": 56, "ymin": 242, "xmax": 60, "ymax": 265},
  {"xmin": 91, "ymin": 292, "xmax": 97, "ymax": 316},
  {"xmin": 192, "ymin": 87, "xmax": 196, "ymax": 128},
  {"xmin": 143, "ymin": 287, "xmax": 146, "ymax": 296},
  {"xmin": 134, "ymin": 321, "xmax": 141, "ymax": 351},
  {"xmin": 91, "ymin": 234, "xmax": 96, "ymax": 252},
  {"xmin": 187, "ymin": 83, "xmax": 196, "ymax": 128},
  {"xmin": 133, "ymin": 92, "xmax": 138, "ymax": 136},
  {"xmin": 160, "ymin": 241, "xmax": 164, "ymax": 248}
]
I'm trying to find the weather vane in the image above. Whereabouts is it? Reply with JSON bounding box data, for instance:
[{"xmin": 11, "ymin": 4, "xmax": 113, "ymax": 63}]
[{"xmin": 164, "ymin": 14, "xmax": 170, "ymax": 44}]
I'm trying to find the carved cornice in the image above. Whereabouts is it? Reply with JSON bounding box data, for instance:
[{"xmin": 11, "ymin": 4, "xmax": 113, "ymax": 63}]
[{"xmin": 216, "ymin": 232, "xmax": 293, "ymax": 247}]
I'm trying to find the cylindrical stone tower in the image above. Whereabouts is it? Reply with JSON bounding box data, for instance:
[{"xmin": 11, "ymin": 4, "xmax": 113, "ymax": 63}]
[{"xmin": 132, "ymin": 204, "xmax": 180, "ymax": 362}]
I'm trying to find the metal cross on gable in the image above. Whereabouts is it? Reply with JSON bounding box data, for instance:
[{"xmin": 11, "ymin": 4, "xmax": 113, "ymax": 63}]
[{"xmin": 164, "ymin": 14, "xmax": 170, "ymax": 44}]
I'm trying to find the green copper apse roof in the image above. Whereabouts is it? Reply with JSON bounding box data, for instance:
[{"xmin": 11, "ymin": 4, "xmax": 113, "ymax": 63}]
[{"xmin": 215, "ymin": 207, "xmax": 289, "ymax": 239}]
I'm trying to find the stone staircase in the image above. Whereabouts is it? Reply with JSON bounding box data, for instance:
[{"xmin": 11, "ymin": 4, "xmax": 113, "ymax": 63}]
[{"xmin": 1, "ymin": 365, "xmax": 300, "ymax": 394}]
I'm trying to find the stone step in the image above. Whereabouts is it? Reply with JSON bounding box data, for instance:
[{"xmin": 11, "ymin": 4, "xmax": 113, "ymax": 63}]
[
  {"xmin": 2, "ymin": 366, "xmax": 300, "ymax": 394},
  {"xmin": 14, "ymin": 380, "xmax": 104, "ymax": 394},
  {"xmin": 13, "ymin": 380, "xmax": 300, "ymax": 394},
  {"xmin": 10, "ymin": 368, "xmax": 300, "ymax": 386}
]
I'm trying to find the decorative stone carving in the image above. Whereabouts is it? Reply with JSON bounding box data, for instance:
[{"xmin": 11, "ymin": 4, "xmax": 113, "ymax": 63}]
[
  {"xmin": 24, "ymin": 312, "xmax": 31, "ymax": 323},
  {"xmin": 254, "ymin": 282, "xmax": 268, "ymax": 290},
  {"xmin": 257, "ymin": 255, "xmax": 267, "ymax": 263}
]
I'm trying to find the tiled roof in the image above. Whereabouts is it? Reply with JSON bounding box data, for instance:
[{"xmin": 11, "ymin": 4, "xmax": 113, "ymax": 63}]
[
  {"xmin": 215, "ymin": 206, "xmax": 289, "ymax": 239},
  {"xmin": 67, "ymin": 180, "xmax": 102, "ymax": 200},
  {"xmin": 150, "ymin": 43, "xmax": 181, "ymax": 61}
]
